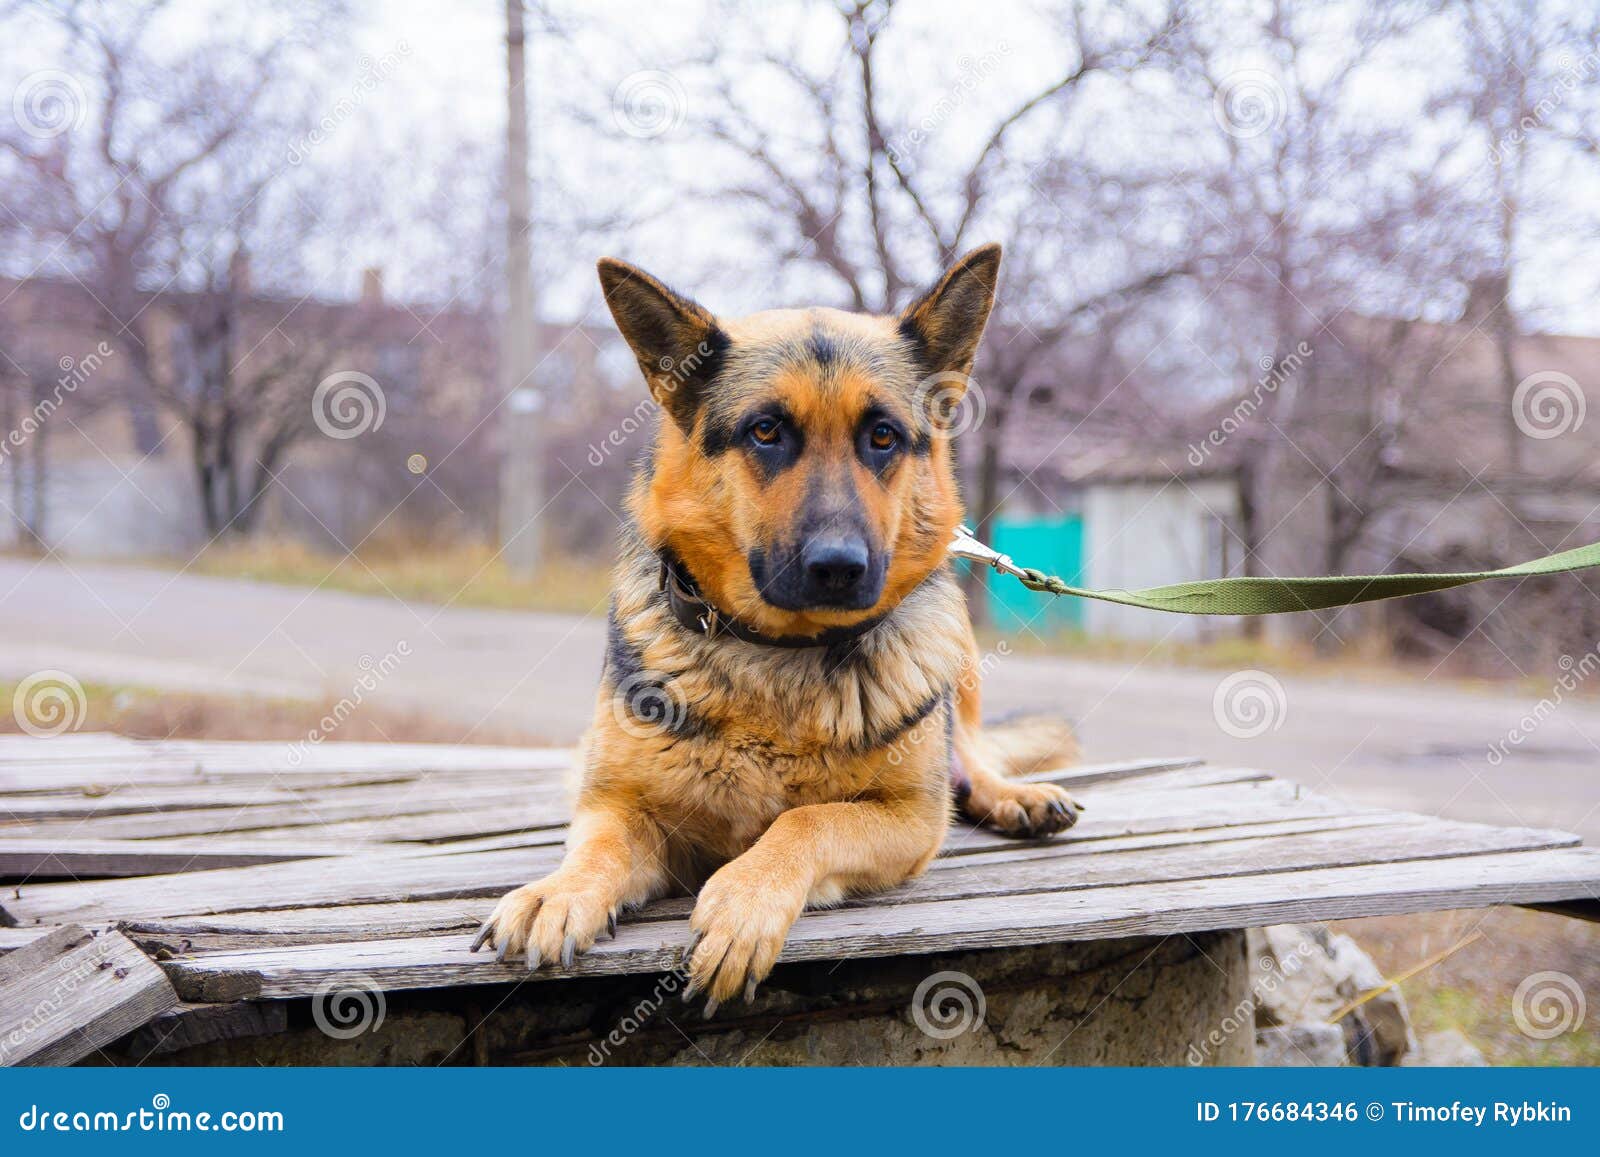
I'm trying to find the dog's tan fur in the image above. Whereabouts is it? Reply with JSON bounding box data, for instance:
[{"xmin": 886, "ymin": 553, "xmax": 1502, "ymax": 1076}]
[{"xmin": 477, "ymin": 244, "xmax": 1079, "ymax": 1007}]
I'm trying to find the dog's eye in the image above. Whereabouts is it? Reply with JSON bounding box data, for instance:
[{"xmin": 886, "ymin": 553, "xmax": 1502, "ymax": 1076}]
[
  {"xmin": 868, "ymin": 422, "xmax": 898, "ymax": 451},
  {"xmin": 749, "ymin": 418, "xmax": 782, "ymax": 446}
]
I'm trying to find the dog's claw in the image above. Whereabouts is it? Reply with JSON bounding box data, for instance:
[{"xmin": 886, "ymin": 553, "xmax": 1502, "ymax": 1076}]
[
  {"xmin": 606, "ymin": 910, "xmax": 618, "ymax": 939},
  {"xmin": 470, "ymin": 921, "xmax": 493, "ymax": 952},
  {"xmin": 743, "ymin": 978, "xmax": 758, "ymax": 1005},
  {"xmin": 494, "ymin": 938, "xmax": 510, "ymax": 965},
  {"xmin": 702, "ymin": 997, "xmax": 720, "ymax": 1019},
  {"xmin": 682, "ymin": 979, "xmax": 699, "ymax": 1003},
  {"xmin": 527, "ymin": 948, "xmax": 542, "ymax": 972},
  {"xmin": 560, "ymin": 935, "xmax": 577, "ymax": 968}
]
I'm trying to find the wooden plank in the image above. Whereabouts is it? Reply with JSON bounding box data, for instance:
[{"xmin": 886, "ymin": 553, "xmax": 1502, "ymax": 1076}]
[
  {"xmin": 0, "ymin": 837, "xmax": 343, "ymax": 878},
  {"xmin": 0, "ymin": 737, "xmax": 572, "ymax": 793},
  {"xmin": 117, "ymin": 815, "xmax": 1406, "ymax": 951},
  {"xmin": 0, "ymin": 926, "xmax": 63, "ymax": 954},
  {"xmin": 165, "ymin": 846, "xmax": 1600, "ymax": 1001},
  {"xmin": 0, "ymin": 778, "xmax": 1357, "ymax": 926},
  {"xmin": 0, "ymin": 734, "xmax": 569, "ymax": 769},
  {"xmin": 0, "ymin": 925, "xmax": 179, "ymax": 1065},
  {"xmin": 2, "ymin": 847, "xmax": 556, "ymax": 926},
  {"xmin": 1021, "ymin": 756, "xmax": 1203, "ymax": 786},
  {"xmin": 0, "ymin": 773, "xmax": 566, "ymax": 823},
  {"xmin": 118, "ymin": 814, "xmax": 1568, "ymax": 954},
  {"xmin": 119, "ymin": 1001, "xmax": 288, "ymax": 1059},
  {"xmin": 3, "ymin": 784, "xmax": 566, "ymax": 841},
  {"xmin": 1527, "ymin": 899, "xmax": 1600, "ymax": 923}
]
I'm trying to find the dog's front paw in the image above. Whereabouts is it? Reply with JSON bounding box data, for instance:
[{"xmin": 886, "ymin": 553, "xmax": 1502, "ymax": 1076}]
[
  {"xmin": 470, "ymin": 872, "xmax": 615, "ymax": 969},
  {"xmin": 683, "ymin": 862, "xmax": 805, "ymax": 1015},
  {"xmin": 970, "ymin": 780, "xmax": 1081, "ymax": 838}
]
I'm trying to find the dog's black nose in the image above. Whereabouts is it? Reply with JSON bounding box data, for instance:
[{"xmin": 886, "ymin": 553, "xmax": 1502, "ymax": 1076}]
[{"xmin": 802, "ymin": 536, "xmax": 870, "ymax": 602}]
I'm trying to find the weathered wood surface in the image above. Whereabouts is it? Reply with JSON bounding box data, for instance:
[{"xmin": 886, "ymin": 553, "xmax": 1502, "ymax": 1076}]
[
  {"xmin": 1, "ymin": 735, "xmax": 1596, "ymax": 1027},
  {"xmin": 168, "ymin": 847, "xmax": 1600, "ymax": 1002},
  {"xmin": 0, "ymin": 926, "xmax": 63, "ymax": 954},
  {"xmin": 121, "ymin": 1000, "xmax": 289, "ymax": 1059},
  {"xmin": 0, "ymin": 925, "xmax": 179, "ymax": 1065},
  {"xmin": 1, "ymin": 774, "xmax": 1376, "ymax": 925},
  {"xmin": 0, "ymin": 837, "xmax": 342, "ymax": 878}
]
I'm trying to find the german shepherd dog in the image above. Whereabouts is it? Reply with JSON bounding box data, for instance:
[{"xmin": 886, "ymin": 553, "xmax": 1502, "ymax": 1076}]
[{"xmin": 473, "ymin": 244, "xmax": 1079, "ymax": 1010}]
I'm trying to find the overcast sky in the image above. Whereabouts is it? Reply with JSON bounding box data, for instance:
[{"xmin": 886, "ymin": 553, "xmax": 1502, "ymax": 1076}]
[{"xmin": 5, "ymin": 0, "xmax": 1598, "ymax": 334}]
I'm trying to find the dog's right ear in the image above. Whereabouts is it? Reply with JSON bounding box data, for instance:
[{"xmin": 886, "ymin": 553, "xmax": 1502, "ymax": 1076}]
[{"xmin": 597, "ymin": 258, "xmax": 727, "ymax": 432}]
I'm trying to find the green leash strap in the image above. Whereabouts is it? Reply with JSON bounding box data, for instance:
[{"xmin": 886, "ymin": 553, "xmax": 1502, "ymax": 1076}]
[{"xmin": 950, "ymin": 527, "xmax": 1600, "ymax": 617}]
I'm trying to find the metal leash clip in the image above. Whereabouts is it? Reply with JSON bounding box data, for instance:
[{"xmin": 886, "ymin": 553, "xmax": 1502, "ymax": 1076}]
[{"xmin": 947, "ymin": 523, "xmax": 1030, "ymax": 579}]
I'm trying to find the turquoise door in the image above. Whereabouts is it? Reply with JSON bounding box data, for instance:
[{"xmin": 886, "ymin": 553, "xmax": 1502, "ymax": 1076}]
[{"xmin": 985, "ymin": 515, "xmax": 1085, "ymax": 633}]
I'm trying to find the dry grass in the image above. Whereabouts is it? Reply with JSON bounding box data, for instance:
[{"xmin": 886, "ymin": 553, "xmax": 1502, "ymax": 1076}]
[
  {"xmin": 1336, "ymin": 908, "xmax": 1600, "ymax": 1066},
  {"xmin": 0, "ymin": 680, "xmax": 547, "ymax": 746},
  {"xmin": 155, "ymin": 537, "xmax": 613, "ymax": 616}
]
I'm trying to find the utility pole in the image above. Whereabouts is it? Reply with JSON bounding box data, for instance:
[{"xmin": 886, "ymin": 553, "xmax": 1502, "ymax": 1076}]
[{"xmin": 499, "ymin": 0, "xmax": 542, "ymax": 574}]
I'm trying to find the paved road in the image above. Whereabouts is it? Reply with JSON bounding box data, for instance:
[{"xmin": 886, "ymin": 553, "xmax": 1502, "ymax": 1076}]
[{"xmin": 2, "ymin": 557, "xmax": 1597, "ymax": 841}]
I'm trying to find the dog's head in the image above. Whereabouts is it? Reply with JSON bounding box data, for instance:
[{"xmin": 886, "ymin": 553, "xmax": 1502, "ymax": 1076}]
[{"xmin": 598, "ymin": 245, "xmax": 1000, "ymax": 639}]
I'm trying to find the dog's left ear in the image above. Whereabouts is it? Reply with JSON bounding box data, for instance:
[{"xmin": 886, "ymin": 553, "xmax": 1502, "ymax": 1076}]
[
  {"xmin": 898, "ymin": 243, "xmax": 1002, "ymax": 377},
  {"xmin": 597, "ymin": 258, "xmax": 727, "ymax": 432}
]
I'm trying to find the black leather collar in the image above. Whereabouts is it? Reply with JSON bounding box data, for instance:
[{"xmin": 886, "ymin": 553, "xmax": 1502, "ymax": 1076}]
[{"xmin": 658, "ymin": 552, "xmax": 887, "ymax": 650}]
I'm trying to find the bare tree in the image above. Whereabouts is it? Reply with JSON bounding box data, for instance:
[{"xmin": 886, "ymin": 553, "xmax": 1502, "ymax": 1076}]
[
  {"xmin": 0, "ymin": 0, "xmax": 367, "ymax": 537},
  {"xmin": 1175, "ymin": 0, "xmax": 1462, "ymax": 635},
  {"xmin": 599, "ymin": 0, "xmax": 1198, "ymax": 618}
]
